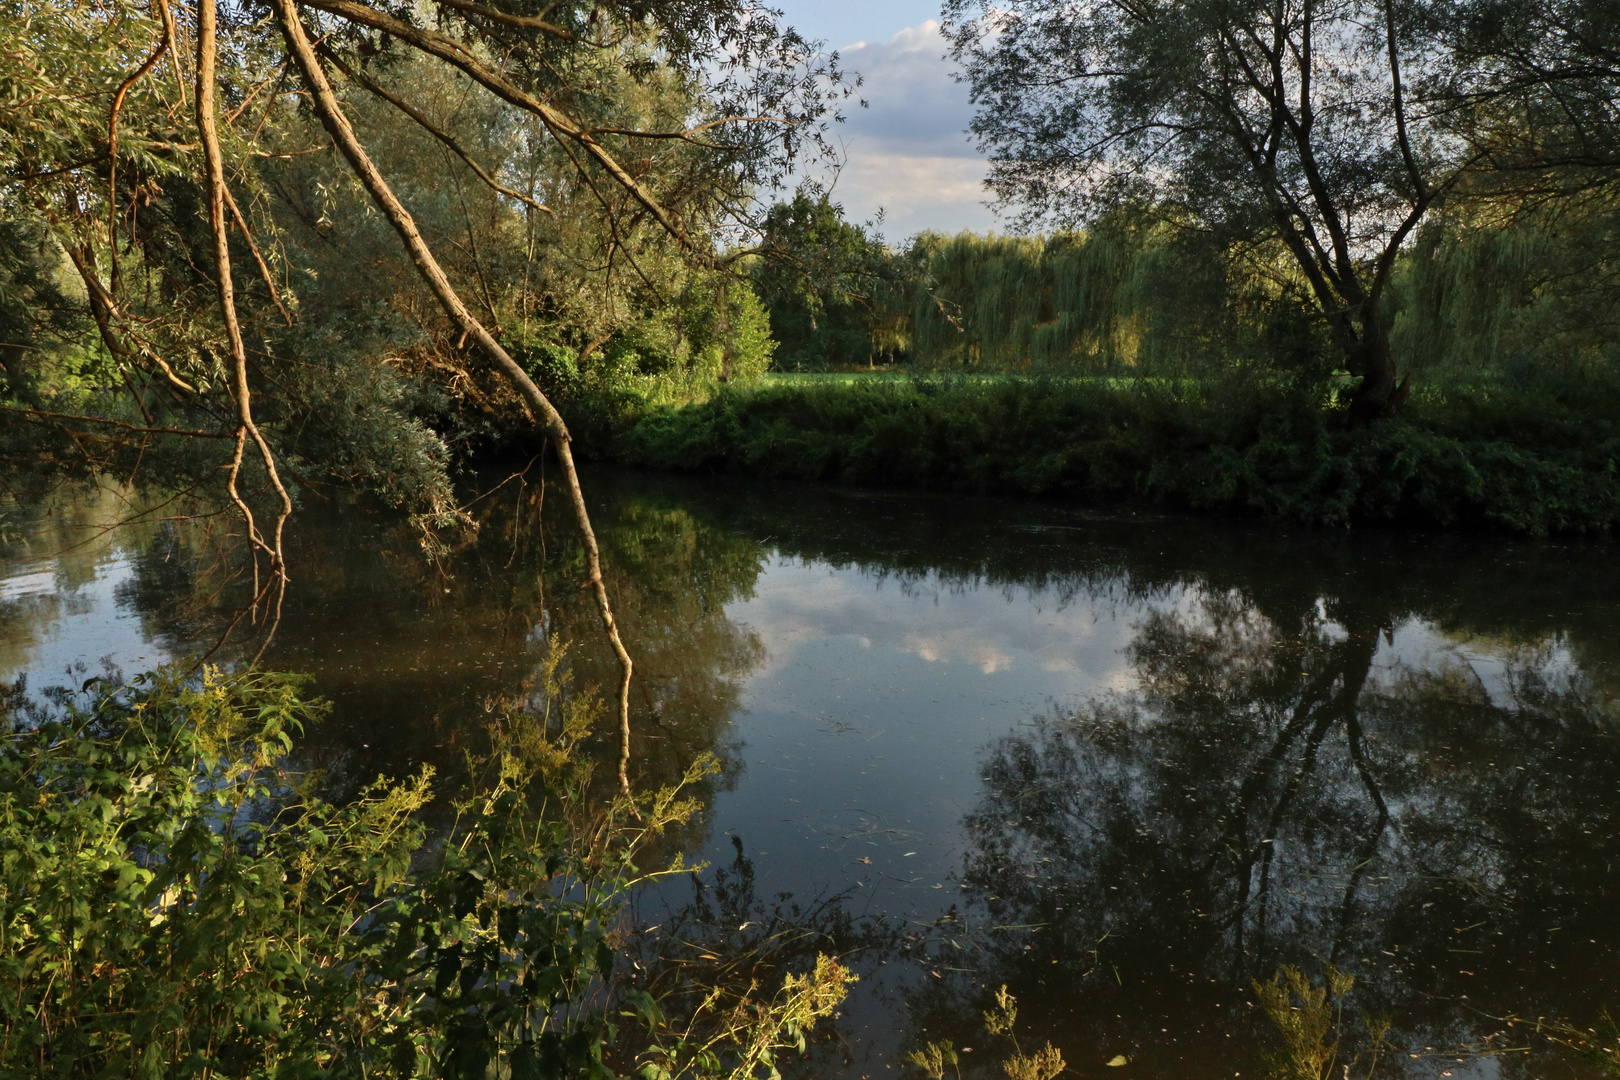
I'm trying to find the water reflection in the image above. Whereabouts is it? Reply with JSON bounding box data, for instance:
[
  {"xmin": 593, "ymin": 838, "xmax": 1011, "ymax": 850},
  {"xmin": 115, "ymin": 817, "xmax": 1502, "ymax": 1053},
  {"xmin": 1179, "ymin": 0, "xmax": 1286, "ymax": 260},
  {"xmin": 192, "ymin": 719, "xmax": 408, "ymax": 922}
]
[
  {"xmin": 3, "ymin": 469, "xmax": 1619, "ymax": 1077},
  {"xmin": 917, "ymin": 593, "xmax": 1620, "ymax": 1078}
]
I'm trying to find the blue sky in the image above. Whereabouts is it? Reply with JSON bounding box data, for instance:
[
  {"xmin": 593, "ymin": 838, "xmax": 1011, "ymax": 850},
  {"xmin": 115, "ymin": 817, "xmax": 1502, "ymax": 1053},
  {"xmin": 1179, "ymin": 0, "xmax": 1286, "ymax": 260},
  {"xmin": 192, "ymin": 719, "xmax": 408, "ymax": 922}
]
[
  {"xmin": 769, "ymin": 1, "xmax": 1000, "ymax": 239},
  {"xmin": 771, "ymin": 0, "xmax": 941, "ymax": 49}
]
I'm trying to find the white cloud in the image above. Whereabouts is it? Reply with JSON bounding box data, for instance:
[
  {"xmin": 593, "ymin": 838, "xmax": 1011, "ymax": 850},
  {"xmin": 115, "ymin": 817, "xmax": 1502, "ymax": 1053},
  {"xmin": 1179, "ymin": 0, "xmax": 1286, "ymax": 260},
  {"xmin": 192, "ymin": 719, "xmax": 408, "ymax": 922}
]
[
  {"xmin": 815, "ymin": 21, "xmax": 1001, "ymax": 238},
  {"xmin": 771, "ymin": 0, "xmax": 944, "ymax": 54},
  {"xmin": 830, "ymin": 152, "xmax": 991, "ymax": 237},
  {"xmin": 729, "ymin": 556, "xmax": 1142, "ymax": 690}
]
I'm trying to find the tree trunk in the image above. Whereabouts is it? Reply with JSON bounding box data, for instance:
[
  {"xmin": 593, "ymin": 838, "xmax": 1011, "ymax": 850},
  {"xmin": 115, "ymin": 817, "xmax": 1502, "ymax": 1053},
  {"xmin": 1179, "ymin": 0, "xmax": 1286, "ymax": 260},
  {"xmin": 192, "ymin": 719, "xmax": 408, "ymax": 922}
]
[{"xmin": 1344, "ymin": 314, "xmax": 1399, "ymax": 425}]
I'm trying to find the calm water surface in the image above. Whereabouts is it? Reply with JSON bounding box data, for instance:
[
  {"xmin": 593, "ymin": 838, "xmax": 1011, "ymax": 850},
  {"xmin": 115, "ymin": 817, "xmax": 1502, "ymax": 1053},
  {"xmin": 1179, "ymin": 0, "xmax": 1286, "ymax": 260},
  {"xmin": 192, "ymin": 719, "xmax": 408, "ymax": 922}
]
[{"xmin": 3, "ymin": 469, "xmax": 1618, "ymax": 1079}]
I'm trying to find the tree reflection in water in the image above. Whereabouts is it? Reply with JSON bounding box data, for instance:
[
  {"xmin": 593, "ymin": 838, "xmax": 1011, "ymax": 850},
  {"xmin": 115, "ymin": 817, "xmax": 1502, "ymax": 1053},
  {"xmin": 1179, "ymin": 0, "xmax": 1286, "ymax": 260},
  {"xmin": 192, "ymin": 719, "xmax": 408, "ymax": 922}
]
[
  {"xmin": 9, "ymin": 469, "xmax": 1620, "ymax": 1078},
  {"xmin": 931, "ymin": 587, "xmax": 1620, "ymax": 1078}
]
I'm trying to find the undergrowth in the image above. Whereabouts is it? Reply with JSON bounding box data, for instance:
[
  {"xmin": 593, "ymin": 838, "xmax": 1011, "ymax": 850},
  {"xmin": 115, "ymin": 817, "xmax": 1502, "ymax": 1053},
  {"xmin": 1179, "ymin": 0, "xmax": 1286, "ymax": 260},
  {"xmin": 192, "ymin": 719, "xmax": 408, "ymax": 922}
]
[
  {"xmin": 597, "ymin": 376, "xmax": 1620, "ymax": 535},
  {"xmin": 0, "ymin": 646, "xmax": 852, "ymax": 1079}
]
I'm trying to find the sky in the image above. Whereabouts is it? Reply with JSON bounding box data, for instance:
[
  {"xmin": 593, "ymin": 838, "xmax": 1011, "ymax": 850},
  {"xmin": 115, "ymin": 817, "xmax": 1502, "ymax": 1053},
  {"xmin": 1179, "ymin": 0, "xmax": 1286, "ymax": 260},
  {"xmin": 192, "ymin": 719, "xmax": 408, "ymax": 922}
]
[{"xmin": 769, "ymin": 1, "xmax": 1000, "ymax": 239}]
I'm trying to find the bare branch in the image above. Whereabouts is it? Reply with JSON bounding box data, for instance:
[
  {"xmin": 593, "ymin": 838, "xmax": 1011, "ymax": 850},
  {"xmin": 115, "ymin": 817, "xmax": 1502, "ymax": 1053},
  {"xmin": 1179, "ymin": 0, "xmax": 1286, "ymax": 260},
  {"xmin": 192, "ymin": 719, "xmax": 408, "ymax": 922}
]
[
  {"xmin": 274, "ymin": 0, "xmax": 638, "ymax": 793},
  {"xmin": 0, "ymin": 403, "xmax": 233, "ymax": 439},
  {"xmin": 199, "ymin": 0, "xmax": 295, "ymax": 644}
]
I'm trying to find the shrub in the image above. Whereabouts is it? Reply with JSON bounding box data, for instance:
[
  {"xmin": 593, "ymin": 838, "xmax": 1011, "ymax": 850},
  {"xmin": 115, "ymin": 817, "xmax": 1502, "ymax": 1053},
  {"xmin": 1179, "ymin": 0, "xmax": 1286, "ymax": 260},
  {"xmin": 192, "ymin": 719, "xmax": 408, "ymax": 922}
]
[
  {"xmin": 0, "ymin": 653, "xmax": 851, "ymax": 1078},
  {"xmin": 610, "ymin": 376, "xmax": 1620, "ymax": 535}
]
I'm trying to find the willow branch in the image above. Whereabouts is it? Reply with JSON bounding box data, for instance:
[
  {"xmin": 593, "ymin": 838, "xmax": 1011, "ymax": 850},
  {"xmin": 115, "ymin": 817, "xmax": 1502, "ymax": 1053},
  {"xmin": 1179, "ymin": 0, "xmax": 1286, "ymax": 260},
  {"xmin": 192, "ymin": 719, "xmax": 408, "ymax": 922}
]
[
  {"xmin": 63, "ymin": 238, "xmax": 199, "ymax": 395},
  {"xmin": 321, "ymin": 48, "xmax": 553, "ymax": 215},
  {"xmin": 155, "ymin": 0, "xmax": 187, "ymax": 107},
  {"xmin": 432, "ymin": 0, "xmax": 587, "ymax": 41},
  {"xmin": 274, "ymin": 0, "xmax": 637, "ymax": 793},
  {"xmin": 296, "ymin": 0, "xmax": 696, "ymax": 255},
  {"xmin": 223, "ymin": 183, "xmax": 295, "ymax": 324},
  {"xmin": 199, "ymin": 0, "xmax": 295, "ymax": 654},
  {"xmin": 0, "ymin": 403, "xmax": 232, "ymax": 438},
  {"xmin": 108, "ymin": 37, "xmax": 170, "ymax": 296}
]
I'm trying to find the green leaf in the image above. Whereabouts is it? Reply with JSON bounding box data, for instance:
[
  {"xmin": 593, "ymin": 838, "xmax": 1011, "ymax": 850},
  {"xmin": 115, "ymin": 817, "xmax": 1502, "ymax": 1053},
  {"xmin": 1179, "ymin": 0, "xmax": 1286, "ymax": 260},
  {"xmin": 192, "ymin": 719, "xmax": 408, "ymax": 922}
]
[{"xmin": 622, "ymin": 988, "xmax": 664, "ymax": 1031}]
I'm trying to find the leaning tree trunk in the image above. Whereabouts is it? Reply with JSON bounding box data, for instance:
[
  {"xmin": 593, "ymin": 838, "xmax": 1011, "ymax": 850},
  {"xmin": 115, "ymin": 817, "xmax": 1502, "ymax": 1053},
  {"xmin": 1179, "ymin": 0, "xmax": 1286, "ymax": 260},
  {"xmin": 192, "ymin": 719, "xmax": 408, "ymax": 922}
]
[{"xmin": 270, "ymin": 0, "xmax": 637, "ymax": 794}]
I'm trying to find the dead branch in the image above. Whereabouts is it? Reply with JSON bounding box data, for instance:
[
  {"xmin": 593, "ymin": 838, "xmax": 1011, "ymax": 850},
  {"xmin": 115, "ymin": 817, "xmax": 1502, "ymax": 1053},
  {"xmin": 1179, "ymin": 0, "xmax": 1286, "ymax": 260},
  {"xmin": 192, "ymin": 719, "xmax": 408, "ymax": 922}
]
[{"xmin": 0, "ymin": 403, "xmax": 233, "ymax": 439}]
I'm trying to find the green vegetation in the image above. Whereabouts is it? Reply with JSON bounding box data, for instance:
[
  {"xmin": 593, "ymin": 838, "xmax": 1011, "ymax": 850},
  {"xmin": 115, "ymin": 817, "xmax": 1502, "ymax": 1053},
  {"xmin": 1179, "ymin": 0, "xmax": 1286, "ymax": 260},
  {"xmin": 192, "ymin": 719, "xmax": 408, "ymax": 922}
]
[
  {"xmin": 0, "ymin": 652, "xmax": 851, "ymax": 1078},
  {"xmin": 906, "ymin": 986, "xmax": 1066, "ymax": 1080},
  {"xmin": 605, "ymin": 186, "xmax": 1620, "ymax": 535},
  {"xmin": 1252, "ymin": 968, "xmax": 1389, "ymax": 1080},
  {"xmin": 610, "ymin": 375, "xmax": 1620, "ymax": 535},
  {"xmin": 6, "ymin": 0, "xmax": 1620, "ymax": 537},
  {"xmin": 7, "ymin": 0, "xmax": 1620, "ymax": 1069}
]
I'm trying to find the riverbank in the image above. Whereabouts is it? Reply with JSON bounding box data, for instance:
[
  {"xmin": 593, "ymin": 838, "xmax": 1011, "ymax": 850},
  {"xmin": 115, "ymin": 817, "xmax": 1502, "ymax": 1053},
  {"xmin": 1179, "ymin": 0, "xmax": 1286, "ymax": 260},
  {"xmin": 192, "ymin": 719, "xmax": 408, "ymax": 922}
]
[{"xmin": 589, "ymin": 375, "xmax": 1620, "ymax": 536}]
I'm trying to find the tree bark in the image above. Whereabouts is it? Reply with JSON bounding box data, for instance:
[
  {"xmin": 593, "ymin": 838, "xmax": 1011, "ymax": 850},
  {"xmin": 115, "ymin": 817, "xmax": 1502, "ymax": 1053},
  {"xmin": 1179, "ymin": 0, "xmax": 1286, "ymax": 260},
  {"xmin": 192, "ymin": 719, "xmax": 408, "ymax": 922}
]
[
  {"xmin": 270, "ymin": 0, "xmax": 637, "ymax": 794},
  {"xmin": 1344, "ymin": 312, "xmax": 1399, "ymax": 424},
  {"xmin": 199, "ymin": 0, "xmax": 295, "ymax": 657}
]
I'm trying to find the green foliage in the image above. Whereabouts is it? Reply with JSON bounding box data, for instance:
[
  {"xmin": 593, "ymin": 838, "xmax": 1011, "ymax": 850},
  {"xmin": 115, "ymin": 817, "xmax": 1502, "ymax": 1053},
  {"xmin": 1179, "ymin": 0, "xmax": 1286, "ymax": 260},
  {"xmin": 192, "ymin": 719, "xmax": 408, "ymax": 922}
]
[
  {"xmin": 745, "ymin": 203, "xmax": 1330, "ymax": 381},
  {"xmin": 1253, "ymin": 967, "xmax": 1389, "ymax": 1080},
  {"xmin": 592, "ymin": 273, "xmax": 775, "ymax": 389},
  {"xmin": 751, "ymin": 190, "xmax": 915, "ymax": 370},
  {"xmin": 1390, "ymin": 201, "xmax": 1620, "ymax": 386},
  {"xmin": 0, "ymin": 0, "xmax": 834, "ymax": 539},
  {"xmin": 0, "ymin": 217, "xmax": 84, "ymax": 407},
  {"xmin": 907, "ymin": 985, "xmax": 1064, "ymax": 1080},
  {"xmin": 0, "ymin": 652, "xmax": 851, "ymax": 1078},
  {"xmin": 613, "ymin": 375, "xmax": 1620, "ymax": 535},
  {"xmin": 904, "ymin": 219, "xmax": 1249, "ymax": 375}
]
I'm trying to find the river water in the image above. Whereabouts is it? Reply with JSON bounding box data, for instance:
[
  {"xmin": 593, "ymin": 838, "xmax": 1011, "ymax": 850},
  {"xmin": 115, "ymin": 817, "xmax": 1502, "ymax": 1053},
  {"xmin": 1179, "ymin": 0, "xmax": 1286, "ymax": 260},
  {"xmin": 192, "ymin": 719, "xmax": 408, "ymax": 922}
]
[{"xmin": 3, "ymin": 468, "xmax": 1618, "ymax": 1079}]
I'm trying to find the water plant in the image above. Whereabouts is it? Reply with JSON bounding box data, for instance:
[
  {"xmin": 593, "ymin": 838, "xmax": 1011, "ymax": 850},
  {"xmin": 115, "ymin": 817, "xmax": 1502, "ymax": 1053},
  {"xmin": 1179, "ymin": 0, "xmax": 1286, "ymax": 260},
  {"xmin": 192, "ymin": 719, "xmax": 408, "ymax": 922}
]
[
  {"xmin": 1253, "ymin": 967, "xmax": 1390, "ymax": 1080},
  {"xmin": 907, "ymin": 985, "xmax": 1066, "ymax": 1080}
]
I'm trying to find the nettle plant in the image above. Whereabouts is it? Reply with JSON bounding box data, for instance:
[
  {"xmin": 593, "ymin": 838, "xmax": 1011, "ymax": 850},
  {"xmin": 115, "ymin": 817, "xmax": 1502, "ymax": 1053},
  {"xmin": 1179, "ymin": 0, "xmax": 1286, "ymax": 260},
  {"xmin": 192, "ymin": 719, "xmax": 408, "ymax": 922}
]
[{"xmin": 0, "ymin": 646, "xmax": 850, "ymax": 1079}]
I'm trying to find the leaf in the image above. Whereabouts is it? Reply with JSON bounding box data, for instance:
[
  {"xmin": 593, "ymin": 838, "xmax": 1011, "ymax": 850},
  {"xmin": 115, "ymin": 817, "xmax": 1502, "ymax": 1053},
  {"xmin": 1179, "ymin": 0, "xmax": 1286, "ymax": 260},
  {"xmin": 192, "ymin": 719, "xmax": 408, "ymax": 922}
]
[
  {"xmin": 622, "ymin": 988, "xmax": 664, "ymax": 1031},
  {"xmin": 1107, "ymin": 1055, "xmax": 1129, "ymax": 1066},
  {"xmin": 510, "ymin": 1044, "xmax": 543, "ymax": 1080}
]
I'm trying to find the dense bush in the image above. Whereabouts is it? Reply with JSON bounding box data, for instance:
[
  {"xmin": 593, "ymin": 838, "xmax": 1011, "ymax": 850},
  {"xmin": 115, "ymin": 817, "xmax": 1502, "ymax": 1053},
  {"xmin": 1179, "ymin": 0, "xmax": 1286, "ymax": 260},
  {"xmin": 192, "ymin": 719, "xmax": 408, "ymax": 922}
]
[
  {"xmin": 0, "ymin": 655, "xmax": 850, "ymax": 1079},
  {"xmin": 611, "ymin": 376, "xmax": 1620, "ymax": 535}
]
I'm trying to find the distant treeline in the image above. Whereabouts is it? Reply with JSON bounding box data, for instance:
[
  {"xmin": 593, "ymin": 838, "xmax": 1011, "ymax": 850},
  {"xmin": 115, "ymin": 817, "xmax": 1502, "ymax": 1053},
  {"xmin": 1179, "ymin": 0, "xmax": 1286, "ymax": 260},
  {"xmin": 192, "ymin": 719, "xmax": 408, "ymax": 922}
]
[{"xmin": 751, "ymin": 196, "xmax": 1620, "ymax": 390}]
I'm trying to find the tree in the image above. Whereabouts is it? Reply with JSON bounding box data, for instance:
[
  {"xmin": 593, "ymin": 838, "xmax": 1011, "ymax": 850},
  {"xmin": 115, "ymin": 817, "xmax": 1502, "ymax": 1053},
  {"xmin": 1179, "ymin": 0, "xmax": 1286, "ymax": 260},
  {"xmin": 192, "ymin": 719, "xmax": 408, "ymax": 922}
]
[
  {"xmin": 1, "ymin": 0, "xmax": 845, "ymax": 787},
  {"xmin": 942, "ymin": 0, "xmax": 1478, "ymax": 418},
  {"xmin": 1442, "ymin": 0, "xmax": 1620, "ymax": 186},
  {"xmin": 751, "ymin": 190, "xmax": 914, "ymax": 369}
]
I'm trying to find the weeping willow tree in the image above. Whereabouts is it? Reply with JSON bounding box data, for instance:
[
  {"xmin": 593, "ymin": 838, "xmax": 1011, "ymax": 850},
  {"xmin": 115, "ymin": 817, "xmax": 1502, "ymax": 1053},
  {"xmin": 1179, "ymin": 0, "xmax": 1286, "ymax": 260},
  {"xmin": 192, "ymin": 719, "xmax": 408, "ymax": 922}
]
[
  {"xmin": 1390, "ymin": 198, "xmax": 1620, "ymax": 388},
  {"xmin": 775, "ymin": 198, "xmax": 1620, "ymax": 389},
  {"xmin": 905, "ymin": 214, "xmax": 1286, "ymax": 376}
]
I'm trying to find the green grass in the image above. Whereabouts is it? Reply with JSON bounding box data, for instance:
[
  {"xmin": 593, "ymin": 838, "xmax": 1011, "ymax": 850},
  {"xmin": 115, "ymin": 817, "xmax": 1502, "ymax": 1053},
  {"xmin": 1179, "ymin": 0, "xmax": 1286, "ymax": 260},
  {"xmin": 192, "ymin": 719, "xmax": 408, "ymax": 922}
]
[
  {"xmin": 757, "ymin": 371, "xmax": 1184, "ymax": 388},
  {"xmin": 601, "ymin": 375, "xmax": 1620, "ymax": 535}
]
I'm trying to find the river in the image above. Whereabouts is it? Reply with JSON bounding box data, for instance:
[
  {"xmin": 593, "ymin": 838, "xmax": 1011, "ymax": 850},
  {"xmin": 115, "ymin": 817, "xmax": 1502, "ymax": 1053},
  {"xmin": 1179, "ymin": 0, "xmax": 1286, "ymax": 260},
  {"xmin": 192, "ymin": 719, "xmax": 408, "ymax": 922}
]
[{"xmin": 3, "ymin": 467, "xmax": 1617, "ymax": 1079}]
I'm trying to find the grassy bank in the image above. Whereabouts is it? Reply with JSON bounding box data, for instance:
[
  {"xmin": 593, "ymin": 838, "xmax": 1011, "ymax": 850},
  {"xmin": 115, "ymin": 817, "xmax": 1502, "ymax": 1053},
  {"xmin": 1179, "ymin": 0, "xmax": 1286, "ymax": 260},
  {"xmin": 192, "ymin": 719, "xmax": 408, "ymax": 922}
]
[{"xmin": 602, "ymin": 376, "xmax": 1620, "ymax": 535}]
